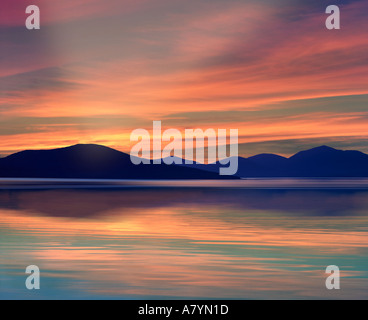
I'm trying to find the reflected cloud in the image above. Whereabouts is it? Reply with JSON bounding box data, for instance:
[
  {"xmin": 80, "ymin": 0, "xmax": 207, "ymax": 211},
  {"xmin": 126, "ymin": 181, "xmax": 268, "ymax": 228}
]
[
  {"xmin": 1, "ymin": 187, "xmax": 368, "ymax": 299},
  {"xmin": 1, "ymin": 187, "xmax": 368, "ymax": 217}
]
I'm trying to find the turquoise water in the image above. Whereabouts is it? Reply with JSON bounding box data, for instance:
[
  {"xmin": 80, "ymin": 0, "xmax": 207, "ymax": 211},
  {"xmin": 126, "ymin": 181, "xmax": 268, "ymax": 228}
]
[{"xmin": 1, "ymin": 180, "xmax": 368, "ymax": 299}]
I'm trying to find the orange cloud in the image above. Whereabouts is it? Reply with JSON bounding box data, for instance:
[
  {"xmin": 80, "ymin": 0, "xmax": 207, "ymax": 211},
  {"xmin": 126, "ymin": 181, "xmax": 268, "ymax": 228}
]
[{"xmin": 0, "ymin": 0, "xmax": 367, "ymax": 155}]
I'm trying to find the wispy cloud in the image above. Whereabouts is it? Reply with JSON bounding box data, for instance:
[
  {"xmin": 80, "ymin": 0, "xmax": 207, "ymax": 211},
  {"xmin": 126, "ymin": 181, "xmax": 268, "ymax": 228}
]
[{"xmin": 0, "ymin": 0, "xmax": 367, "ymax": 155}]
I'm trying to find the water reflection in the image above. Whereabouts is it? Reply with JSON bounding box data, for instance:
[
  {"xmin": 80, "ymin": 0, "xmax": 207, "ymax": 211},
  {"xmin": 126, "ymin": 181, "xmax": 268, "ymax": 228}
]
[
  {"xmin": 1, "ymin": 185, "xmax": 368, "ymax": 299},
  {"xmin": 1, "ymin": 187, "xmax": 368, "ymax": 217}
]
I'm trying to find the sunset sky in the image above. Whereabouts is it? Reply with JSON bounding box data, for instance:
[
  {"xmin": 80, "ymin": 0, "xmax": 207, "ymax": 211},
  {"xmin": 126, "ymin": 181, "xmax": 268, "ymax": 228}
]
[{"xmin": 0, "ymin": 0, "xmax": 368, "ymax": 157}]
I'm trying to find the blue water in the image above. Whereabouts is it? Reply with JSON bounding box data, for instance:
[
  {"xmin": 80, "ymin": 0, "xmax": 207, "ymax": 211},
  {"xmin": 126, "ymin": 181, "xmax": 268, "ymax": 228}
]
[{"xmin": 1, "ymin": 179, "xmax": 368, "ymax": 299}]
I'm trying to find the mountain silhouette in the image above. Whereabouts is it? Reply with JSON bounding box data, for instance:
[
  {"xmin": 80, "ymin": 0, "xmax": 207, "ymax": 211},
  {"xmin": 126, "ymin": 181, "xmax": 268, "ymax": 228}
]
[
  {"xmin": 178, "ymin": 145, "xmax": 368, "ymax": 177},
  {"xmin": 0, "ymin": 144, "xmax": 235, "ymax": 179},
  {"xmin": 285, "ymin": 145, "xmax": 368, "ymax": 177},
  {"xmin": 1, "ymin": 144, "xmax": 368, "ymax": 179}
]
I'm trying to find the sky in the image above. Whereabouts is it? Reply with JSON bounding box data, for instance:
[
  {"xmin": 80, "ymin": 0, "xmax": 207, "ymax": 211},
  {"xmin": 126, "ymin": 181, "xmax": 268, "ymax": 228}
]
[{"xmin": 0, "ymin": 0, "xmax": 368, "ymax": 157}]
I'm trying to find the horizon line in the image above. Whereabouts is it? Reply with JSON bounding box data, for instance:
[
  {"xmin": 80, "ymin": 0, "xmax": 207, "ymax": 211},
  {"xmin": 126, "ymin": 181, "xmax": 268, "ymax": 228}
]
[{"xmin": 0, "ymin": 143, "xmax": 365, "ymax": 162}]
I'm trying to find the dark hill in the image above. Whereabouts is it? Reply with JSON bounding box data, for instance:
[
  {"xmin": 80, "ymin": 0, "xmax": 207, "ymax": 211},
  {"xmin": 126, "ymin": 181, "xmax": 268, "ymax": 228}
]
[
  {"xmin": 177, "ymin": 146, "xmax": 368, "ymax": 178},
  {"xmin": 0, "ymin": 144, "xmax": 235, "ymax": 179}
]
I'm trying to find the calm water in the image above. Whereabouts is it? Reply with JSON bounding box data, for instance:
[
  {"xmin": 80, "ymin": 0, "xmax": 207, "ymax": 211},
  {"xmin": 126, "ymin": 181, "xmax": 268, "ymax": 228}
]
[{"xmin": 1, "ymin": 180, "xmax": 368, "ymax": 299}]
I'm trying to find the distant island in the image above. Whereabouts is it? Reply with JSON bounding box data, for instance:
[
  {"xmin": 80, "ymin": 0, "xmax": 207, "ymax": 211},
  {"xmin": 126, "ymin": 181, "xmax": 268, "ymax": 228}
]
[
  {"xmin": 184, "ymin": 145, "xmax": 368, "ymax": 178},
  {"xmin": 1, "ymin": 144, "xmax": 368, "ymax": 179},
  {"xmin": 0, "ymin": 144, "xmax": 234, "ymax": 180}
]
